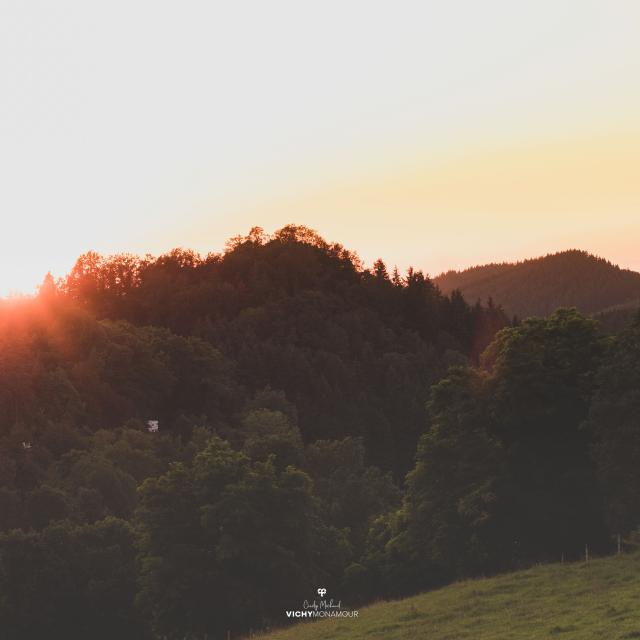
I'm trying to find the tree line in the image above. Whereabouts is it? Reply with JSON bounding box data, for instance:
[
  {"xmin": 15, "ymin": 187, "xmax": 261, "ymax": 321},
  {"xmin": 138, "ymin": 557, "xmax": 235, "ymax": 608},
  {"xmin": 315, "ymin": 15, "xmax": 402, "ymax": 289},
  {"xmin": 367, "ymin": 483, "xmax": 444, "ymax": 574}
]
[{"xmin": 0, "ymin": 226, "xmax": 637, "ymax": 638}]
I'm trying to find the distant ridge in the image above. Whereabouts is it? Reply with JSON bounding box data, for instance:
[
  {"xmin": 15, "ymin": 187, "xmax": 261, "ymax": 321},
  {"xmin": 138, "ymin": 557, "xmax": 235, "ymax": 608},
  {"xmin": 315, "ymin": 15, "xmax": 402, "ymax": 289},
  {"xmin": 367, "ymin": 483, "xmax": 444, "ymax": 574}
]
[{"xmin": 434, "ymin": 250, "xmax": 640, "ymax": 321}]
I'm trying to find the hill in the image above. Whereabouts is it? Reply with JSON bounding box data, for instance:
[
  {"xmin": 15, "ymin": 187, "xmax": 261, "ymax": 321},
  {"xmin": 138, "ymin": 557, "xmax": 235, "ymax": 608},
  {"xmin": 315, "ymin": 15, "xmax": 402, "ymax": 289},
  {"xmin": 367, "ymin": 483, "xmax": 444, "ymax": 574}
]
[
  {"xmin": 260, "ymin": 552, "xmax": 640, "ymax": 640},
  {"xmin": 434, "ymin": 250, "xmax": 640, "ymax": 320},
  {"xmin": 2, "ymin": 227, "xmax": 640, "ymax": 639},
  {"xmin": 57, "ymin": 225, "xmax": 509, "ymax": 477}
]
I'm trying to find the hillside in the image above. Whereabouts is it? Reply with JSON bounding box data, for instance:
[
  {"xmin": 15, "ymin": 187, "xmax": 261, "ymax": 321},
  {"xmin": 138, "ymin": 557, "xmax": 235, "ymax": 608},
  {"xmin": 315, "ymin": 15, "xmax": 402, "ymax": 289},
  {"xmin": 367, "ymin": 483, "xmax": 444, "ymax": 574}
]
[
  {"xmin": 434, "ymin": 250, "xmax": 640, "ymax": 320},
  {"xmin": 261, "ymin": 552, "xmax": 640, "ymax": 640},
  {"xmin": 57, "ymin": 226, "xmax": 509, "ymax": 477},
  {"xmin": 2, "ymin": 228, "xmax": 640, "ymax": 639}
]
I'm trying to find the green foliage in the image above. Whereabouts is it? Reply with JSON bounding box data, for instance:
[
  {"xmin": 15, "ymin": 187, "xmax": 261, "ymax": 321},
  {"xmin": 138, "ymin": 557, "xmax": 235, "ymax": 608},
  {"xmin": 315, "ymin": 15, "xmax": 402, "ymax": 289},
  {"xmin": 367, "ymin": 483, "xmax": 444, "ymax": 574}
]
[
  {"xmin": 486, "ymin": 310, "xmax": 608, "ymax": 560},
  {"xmin": 397, "ymin": 368, "xmax": 505, "ymax": 589},
  {"xmin": 304, "ymin": 437, "xmax": 400, "ymax": 559},
  {"xmin": 0, "ymin": 228, "xmax": 638, "ymax": 638},
  {"xmin": 60, "ymin": 224, "xmax": 508, "ymax": 476},
  {"xmin": 0, "ymin": 298, "xmax": 238, "ymax": 437},
  {"xmin": 588, "ymin": 316, "xmax": 640, "ymax": 534},
  {"xmin": 240, "ymin": 408, "xmax": 304, "ymax": 469},
  {"xmin": 136, "ymin": 437, "xmax": 349, "ymax": 639},
  {"xmin": 373, "ymin": 310, "xmax": 611, "ymax": 598},
  {"xmin": 0, "ymin": 518, "xmax": 146, "ymax": 640}
]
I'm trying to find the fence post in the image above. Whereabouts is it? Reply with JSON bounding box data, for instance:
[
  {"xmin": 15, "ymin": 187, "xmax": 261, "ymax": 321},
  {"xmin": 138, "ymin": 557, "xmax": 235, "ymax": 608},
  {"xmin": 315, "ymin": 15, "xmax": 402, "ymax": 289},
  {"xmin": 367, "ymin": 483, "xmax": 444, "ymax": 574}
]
[{"xmin": 617, "ymin": 533, "xmax": 622, "ymax": 555}]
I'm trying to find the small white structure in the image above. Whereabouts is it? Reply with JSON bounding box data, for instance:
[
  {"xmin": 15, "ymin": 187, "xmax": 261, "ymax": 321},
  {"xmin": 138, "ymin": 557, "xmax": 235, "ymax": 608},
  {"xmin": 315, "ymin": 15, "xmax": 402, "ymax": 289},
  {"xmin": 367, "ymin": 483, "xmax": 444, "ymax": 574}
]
[
  {"xmin": 147, "ymin": 420, "xmax": 159, "ymax": 433},
  {"xmin": 21, "ymin": 441, "xmax": 32, "ymax": 450}
]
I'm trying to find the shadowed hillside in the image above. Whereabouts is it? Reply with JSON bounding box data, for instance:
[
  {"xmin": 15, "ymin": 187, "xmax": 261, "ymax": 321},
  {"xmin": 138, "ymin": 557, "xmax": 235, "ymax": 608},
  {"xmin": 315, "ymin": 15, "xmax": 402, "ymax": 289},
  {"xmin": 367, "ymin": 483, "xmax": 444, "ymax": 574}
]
[
  {"xmin": 2, "ymin": 229, "xmax": 640, "ymax": 639},
  {"xmin": 58, "ymin": 226, "xmax": 509, "ymax": 477},
  {"xmin": 435, "ymin": 250, "xmax": 640, "ymax": 320}
]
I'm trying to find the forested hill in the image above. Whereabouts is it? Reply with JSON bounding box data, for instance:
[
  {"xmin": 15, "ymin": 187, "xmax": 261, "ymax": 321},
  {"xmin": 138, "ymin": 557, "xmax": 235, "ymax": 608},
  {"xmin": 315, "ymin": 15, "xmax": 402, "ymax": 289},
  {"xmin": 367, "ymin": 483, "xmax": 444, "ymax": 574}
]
[
  {"xmin": 6, "ymin": 225, "xmax": 507, "ymax": 479},
  {"xmin": 3, "ymin": 226, "xmax": 640, "ymax": 639},
  {"xmin": 434, "ymin": 250, "xmax": 640, "ymax": 320}
]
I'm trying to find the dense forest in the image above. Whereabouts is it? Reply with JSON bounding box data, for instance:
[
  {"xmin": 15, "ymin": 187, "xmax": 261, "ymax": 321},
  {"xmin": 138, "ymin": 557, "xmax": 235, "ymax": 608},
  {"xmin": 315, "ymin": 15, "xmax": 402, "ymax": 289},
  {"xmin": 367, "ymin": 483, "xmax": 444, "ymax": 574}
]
[
  {"xmin": 435, "ymin": 249, "xmax": 640, "ymax": 321},
  {"xmin": 0, "ymin": 226, "xmax": 639, "ymax": 639}
]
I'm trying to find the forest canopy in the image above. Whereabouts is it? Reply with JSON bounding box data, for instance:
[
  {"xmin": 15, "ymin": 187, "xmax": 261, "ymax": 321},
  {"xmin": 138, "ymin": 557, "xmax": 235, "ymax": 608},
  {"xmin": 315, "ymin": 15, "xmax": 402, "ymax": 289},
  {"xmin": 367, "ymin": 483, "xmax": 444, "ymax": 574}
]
[{"xmin": 0, "ymin": 225, "xmax": 638, "ymax": 639}]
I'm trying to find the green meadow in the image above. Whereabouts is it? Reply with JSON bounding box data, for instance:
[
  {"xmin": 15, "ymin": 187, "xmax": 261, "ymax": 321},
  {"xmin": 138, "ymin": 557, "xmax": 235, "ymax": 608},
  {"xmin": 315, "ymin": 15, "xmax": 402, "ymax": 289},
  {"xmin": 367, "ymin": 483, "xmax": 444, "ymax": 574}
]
[{"xmin": 259, "ymin": 553, "xmax": 640, "ymax": 640}]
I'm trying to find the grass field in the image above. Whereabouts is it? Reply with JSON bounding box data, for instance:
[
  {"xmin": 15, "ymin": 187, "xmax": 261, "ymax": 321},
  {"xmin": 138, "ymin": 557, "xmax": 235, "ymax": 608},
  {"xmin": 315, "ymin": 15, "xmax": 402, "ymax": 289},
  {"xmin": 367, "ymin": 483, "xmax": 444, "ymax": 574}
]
[{"xmin": 257, "ymin": 552, "xmax": 640, "ymax": 639}]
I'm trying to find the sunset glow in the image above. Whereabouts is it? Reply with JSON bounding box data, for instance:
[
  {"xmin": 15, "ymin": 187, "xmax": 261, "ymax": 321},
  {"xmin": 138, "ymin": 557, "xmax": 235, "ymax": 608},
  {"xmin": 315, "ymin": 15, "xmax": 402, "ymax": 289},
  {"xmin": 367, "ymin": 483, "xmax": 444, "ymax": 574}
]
[{"xmin": 1, "ymin": 1, "xmax": 639, "ymax": 295}]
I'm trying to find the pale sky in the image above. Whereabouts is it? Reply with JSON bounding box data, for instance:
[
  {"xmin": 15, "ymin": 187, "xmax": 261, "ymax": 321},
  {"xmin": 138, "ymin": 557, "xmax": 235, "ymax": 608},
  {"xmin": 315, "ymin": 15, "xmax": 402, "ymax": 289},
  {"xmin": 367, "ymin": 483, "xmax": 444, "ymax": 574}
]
[{"xmin": 0, "ymin": 1, "xmax": 639, "ymax": 295}]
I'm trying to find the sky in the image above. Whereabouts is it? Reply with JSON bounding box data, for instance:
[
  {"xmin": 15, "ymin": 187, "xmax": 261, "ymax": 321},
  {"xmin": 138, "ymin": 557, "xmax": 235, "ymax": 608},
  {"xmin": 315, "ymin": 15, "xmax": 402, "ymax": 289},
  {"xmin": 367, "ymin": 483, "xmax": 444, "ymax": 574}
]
[{"xmin": 0, "ymin": 1, "xmax": 639, "ymax": 295}]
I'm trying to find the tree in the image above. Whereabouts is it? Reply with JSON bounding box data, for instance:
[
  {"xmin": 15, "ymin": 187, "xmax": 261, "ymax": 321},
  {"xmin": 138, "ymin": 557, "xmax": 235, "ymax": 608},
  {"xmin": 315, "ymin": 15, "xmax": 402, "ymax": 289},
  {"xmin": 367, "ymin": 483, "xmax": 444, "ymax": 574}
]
[
  {"xmin": 37, "ymin": 272, "xmax": 58, "ymax": 301},
  {"xmin": 486, "ymin": 308, "xmax": 608, "ymax": 560},
  {"xmin": 0, "ymin": 518, "xmax": 145, "ymax": 640},
  {"xmin": 370, "ymin": 309, "xmax": 611, "ymax": 599},
  {"xmin": 240, "ymin": 408, "xmax": 304, "ymax": 470},
  {"xmin": 304, "ymin": 437, "xmax": 399, "ymax": 557},
  {"xmin": 588, "ymin": 314, "xmax": 640, "ymax": 534},
  {"xmin": 136, "ymin": 437, "xmax": 349, "ymax": 639},
  {"xmin": 371, "ymin": 367, "xmax": 505, "ymax": 596}
]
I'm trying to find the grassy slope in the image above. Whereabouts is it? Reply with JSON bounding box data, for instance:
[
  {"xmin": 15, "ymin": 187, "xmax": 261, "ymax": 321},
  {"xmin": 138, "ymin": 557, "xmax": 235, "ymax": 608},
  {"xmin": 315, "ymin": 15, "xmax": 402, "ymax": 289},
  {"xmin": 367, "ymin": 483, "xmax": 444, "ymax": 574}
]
[{"xmin": 259, "ymin": 553, "xmax": 640, "ymax": 640}]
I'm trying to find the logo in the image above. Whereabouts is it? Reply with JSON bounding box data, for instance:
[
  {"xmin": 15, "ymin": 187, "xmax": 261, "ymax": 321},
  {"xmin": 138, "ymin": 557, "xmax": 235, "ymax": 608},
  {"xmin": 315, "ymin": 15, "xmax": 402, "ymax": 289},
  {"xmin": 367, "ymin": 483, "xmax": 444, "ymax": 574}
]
[{"xmin": 285, "ymin": 587, "xmax": 359, "ymax": 620}]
